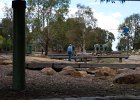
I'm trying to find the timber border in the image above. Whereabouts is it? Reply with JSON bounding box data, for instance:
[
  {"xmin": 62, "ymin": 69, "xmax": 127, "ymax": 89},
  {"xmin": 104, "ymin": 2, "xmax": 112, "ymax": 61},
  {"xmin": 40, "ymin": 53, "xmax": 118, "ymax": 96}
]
[
  {"xmin": 26, "ymin": 62, "xmax": 140, "ymax": 70},
  {"xmin": 48, "ymin": 54, "xmax": 129, "ymax": 63}
]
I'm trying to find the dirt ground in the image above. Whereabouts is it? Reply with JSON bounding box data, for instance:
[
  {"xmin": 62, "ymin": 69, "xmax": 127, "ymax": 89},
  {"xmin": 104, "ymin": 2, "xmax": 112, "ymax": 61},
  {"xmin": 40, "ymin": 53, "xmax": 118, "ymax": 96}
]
[{"xmin": 0, "ymin": 54, "xmax": 140, "ymax": 99}]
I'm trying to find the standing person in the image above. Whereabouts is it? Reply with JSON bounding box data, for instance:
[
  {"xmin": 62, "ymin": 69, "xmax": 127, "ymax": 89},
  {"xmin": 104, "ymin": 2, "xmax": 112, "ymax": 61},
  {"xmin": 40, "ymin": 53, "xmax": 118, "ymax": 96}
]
[{"xmin": 67, "ymin": 44, "xmax": 73, "ymax": 61}]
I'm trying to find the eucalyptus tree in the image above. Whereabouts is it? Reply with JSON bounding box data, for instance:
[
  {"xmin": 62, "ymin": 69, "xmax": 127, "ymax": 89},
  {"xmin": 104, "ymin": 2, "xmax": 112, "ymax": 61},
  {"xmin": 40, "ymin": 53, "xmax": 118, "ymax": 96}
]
[
  {"xmin": 64, "ymin": 18, "xmax": 85, "ymax": 52},
  {"xmin": 118, "ymin": 14, "xmax": 140, "ymax": 50},
  {"xmin": 86, "ymin": 27, "xmax": 115, "ymax": 51},
  {"xmin": 26, "ymin": 0, "xmax": 46, "ymax": 52},
  {"xmin": 49, "ymin": 19, "xmax": 68, "ymax": 52},
  {"xmin": 27, "ymin": 0, "xmax": 70, "ymax": 55},
  {"xmin": 75, "ymin": 4, "xmax": 97, "ymax": 53}
]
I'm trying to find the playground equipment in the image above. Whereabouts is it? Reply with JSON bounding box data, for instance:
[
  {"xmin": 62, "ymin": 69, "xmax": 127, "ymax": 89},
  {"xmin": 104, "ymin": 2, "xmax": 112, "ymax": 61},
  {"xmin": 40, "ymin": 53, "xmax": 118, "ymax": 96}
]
[{"xmin": 94, "ymin": 43, "xmax": 111, "ymax": 55}]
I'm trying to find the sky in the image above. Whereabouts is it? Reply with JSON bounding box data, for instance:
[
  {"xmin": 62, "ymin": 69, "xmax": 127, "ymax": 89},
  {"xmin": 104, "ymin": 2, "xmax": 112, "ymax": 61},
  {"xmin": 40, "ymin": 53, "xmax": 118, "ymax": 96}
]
[{"xmin": 0, "ymin": 0, "xmax": 140, "ymax": 50}]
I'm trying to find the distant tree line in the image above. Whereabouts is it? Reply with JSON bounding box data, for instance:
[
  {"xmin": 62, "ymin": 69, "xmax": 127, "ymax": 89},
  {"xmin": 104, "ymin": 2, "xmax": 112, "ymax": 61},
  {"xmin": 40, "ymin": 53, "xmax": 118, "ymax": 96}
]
[{"xmin": 0, "ymin": 0, "xmax": 116, "ymax": 54}]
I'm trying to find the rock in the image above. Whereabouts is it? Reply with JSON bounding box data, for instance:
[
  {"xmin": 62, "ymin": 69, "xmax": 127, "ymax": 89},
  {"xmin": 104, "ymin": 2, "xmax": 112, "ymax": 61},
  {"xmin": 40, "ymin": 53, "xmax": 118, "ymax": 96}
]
[
  {"xmin": 94, "ymin": 67, "xmax": 117, "ymax": 77},
  {"xmin": 0, "ymin": 60, "xmax": 12, "ymax": 65},
  {"xmin": 87, "ymin": 68, "xmax": 96, "ymax": 74},
  {"xmin": 62, "ymin": 66, "xmax": 74, "ymax": 70},
  {"xmin": 71, "ymin": 71, "xmax": 88, "ymax": 77},
  {"xmin": 41, "ymin": 67, "xmax": 57, "ymax": 75},
  {"xmin": 59, "ymin": 66, "xmax": 76, "ymax": 75},
  {"xmin": 59, "ymin": 66, "xmax": 88, "ymax": 77},
  {"xmin": 59, "ymin": 69, "xmax": 75, "ymax": 75},
  {"xmin": 113, "ymin": 71, "xmax": 140, "ymax": 84}
]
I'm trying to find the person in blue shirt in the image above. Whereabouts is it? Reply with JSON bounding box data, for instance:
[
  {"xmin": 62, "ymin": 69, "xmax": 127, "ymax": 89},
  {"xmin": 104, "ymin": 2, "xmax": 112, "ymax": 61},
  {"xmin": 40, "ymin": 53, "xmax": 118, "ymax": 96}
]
[{"xmin": 67, "ymin": 44, "xmax": 73, "ymax": 61}]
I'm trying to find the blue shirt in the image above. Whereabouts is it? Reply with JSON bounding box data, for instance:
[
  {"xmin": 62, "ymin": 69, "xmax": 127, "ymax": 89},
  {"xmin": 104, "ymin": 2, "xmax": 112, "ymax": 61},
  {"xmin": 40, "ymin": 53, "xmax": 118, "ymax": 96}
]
[{"xmin": 67, "ymin": 45, "xmax": 73, "ymax": 52}]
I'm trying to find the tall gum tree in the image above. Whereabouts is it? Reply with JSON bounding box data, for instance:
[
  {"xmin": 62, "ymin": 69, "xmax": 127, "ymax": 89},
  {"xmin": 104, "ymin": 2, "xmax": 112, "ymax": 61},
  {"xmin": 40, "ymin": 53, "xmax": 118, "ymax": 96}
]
[
  {"xmin": 27, "ymin": 0, "xmax": 70, "ymax": 55},
  {"xmin": 75, "ymin": 4, "xmax": 97, "ymax": 53},
  {"xmin": 118, "ymin": 14, "xmax": 140, "ymax": 50}
]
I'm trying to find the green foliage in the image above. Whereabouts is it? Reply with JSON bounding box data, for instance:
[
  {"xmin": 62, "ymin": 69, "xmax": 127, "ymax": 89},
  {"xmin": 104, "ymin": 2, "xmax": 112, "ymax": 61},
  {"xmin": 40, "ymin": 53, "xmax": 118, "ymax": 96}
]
[
  {"xmin": 25, "ymin": 0, "xmax": 115, "ymax": 54},
  {"xmin": 86, "ymin": 27, "xmax": 114, "ymax": 51},
  {"xmin": 0, "ymin": 0, "xmax": 120, "ymax": 54},
  {"xmin": 0, "ymin": 35, "xmax": 4, "ymax": 49},
  {"xmin": 65, "ymin": 18, "xmax": 83, "ymax": 48},
  {"xmin": 49, "ymin": 19, "xmax": 68, "ymax": 52},
  {"xmin": 118, "ymin": 13, "xmax": 140, "ymax": 50},
  {"xmin": 0, "ymin": 17, "xmax": 13, "ymax": 51},
  {"xmin": 1, "ymin": 18, "xmax": 12, "ymax": 38},
  {"xmin": 26, "ymin": 0, "xmax": 70, "ymax": 54}
]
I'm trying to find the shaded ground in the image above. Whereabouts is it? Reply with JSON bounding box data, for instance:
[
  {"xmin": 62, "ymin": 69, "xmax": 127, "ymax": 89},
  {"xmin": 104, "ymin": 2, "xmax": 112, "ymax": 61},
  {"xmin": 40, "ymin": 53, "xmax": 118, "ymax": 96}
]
[{"xmin": 0, "ymin": 54, "xmax": 140, "ymax": 99}]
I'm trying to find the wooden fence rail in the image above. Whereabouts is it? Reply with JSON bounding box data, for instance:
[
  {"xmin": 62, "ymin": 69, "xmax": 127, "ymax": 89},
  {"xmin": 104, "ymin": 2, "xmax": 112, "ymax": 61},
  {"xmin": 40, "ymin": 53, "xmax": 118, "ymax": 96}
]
[{"xmin": 48, "ymin": 54, "xmax": 129, "ymax": 63}]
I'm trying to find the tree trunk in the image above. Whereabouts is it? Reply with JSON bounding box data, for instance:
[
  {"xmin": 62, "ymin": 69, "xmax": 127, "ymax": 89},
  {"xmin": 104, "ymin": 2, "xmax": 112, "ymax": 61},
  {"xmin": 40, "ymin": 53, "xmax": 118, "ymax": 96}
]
[
  {"xmin": 82, "ymin": 31, "xmax": 86, "ymax": 54},
  {"xmin": 44, "ymin": 40, "xmax": 49, "ymax": 55},
  {"xmin": 45, "ymin": 45, "xmax": 48, "ymax": 55}
]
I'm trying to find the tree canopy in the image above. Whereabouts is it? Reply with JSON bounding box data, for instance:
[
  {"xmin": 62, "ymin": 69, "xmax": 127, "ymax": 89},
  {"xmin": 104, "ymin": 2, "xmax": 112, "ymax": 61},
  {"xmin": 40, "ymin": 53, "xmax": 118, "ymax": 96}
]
[
  {"xmin": 117, "ymin": 13, "xmax": 140, "ymax": 51},
  {"xmin": 0, "ymin": 0, "xmax": 117, "ymax": 54}
]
